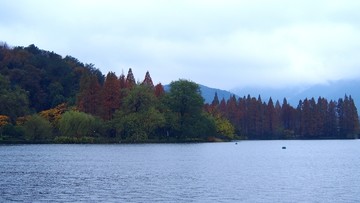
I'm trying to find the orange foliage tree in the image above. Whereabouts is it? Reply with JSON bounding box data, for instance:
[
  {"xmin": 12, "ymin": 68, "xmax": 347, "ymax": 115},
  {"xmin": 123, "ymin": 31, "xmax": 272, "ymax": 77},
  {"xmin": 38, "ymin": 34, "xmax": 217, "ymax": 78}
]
[
  {"xmin": 0, "ymin": 115, "xmax": 10, "ymax": 127},
  {"xmin": 126, "ymin": 68, "xmax": 136, "ymax": 89},
  {"xmin": 102, "ymin": 72, "xmax": 121, "ymax": 120},
  {"xmin": 39, "ymin": 103, "xmax": 68, "ymax": 126},
  {"xmin": 77, "ymin": 74, "xmax": 102, "ymax": 116},
  {"xmin": 142, "ymin": 71, "xmax": 154, "ymax": 88}
]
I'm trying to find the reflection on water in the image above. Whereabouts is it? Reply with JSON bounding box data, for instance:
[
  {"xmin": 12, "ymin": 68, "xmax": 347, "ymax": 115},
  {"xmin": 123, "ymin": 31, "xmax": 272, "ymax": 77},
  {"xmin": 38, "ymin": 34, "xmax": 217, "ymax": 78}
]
[{"xmin": 1, "ymin": 140, "xmax": 360, "ymax": 202}]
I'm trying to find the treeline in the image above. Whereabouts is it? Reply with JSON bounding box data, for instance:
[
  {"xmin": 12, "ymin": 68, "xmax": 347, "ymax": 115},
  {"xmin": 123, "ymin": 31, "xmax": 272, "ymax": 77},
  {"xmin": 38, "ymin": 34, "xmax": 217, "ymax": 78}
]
[
  {"xmin": 0, "ymin": 44, "xmax": 234, "ymax": 143},
  {"xmin": 0, "ymin": 43, "xmax": 359, "ymax": 143},
  {"xmin": 205, "ymin": 93, "xmax": 360, "ymax": 139}
]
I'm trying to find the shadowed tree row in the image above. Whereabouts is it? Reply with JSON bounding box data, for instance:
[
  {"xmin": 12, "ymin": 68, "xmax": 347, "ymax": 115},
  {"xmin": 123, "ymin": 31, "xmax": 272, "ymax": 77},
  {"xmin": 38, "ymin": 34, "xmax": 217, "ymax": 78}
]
[{"xmin": 205, "ymin": 93, "xmax": 359, "ymax": 139}]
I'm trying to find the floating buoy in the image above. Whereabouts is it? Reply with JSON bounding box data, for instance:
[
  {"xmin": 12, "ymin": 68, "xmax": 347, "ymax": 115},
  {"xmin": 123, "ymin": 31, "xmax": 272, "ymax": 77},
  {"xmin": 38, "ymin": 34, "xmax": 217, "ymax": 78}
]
[
  {"xmin": 282, "ymin": 146, "xmax": 286, "ymax": 149},
  {"xmin": 235, "ymin": 142, "xmax": 238, "ymax": 145}
]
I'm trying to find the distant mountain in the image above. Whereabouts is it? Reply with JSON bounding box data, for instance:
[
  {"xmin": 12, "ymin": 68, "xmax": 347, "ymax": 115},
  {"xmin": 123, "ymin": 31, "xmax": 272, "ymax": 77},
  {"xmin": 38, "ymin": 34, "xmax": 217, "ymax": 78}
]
[
  {"xmin": 164, "ymin": 84, "xmax": 238, "ymax": 104},
  {"xmin": 165, "ymin": 79, "xmax": 360, "ymax": 110},
  {"xmin": 232, "ymin": 79, "xmax": 360, "ymax": 110}
]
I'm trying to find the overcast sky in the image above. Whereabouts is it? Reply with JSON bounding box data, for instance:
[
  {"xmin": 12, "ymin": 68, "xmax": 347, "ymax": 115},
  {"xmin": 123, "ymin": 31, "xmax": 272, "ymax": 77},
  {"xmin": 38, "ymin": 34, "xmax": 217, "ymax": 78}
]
[{"xmin": 1, "ymin": 0, "xmax": 360, "ymax": 90}]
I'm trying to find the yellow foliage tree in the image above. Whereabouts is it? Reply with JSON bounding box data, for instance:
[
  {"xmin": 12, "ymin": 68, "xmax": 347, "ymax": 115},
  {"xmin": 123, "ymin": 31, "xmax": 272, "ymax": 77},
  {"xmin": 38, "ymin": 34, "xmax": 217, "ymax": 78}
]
[
  {"xmin": 39, "ymin": 103, "xmax": 67, "ymax": 126},
  {"xmin": 0, "ymin": 115, "xmax": 10, "ymax": 127},
  {"xmin": 16, "ymin": 116, "xmax": 31, "ymax": 126},
  {"xmin": 214, "ymin": 114, "xmax": 235, "ymax": 139}
]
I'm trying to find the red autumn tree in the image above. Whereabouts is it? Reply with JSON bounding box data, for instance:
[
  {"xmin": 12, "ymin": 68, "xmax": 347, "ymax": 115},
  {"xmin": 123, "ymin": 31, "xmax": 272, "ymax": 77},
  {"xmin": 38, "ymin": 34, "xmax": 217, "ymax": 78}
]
[
  {"xmin": 264, "ymin": 97, "xmax": 276, "ymax": 138},
  {"xmin": 154, "ymin": 83, "xmax": 165, "ymax": 98},
  {"xmin": 118, "ymin": 72, "xmax": 128, "ymax": 107},
  {"xmin": 211, "ymin": 92, "xmax": 220, "ymax": 107},
  {"xmin": 77, "ymin": 73, "xmax": 102, "ymax": 116},
  {"xmin": 126, "ymin": 68, "xmax": 136, "ymax": 89},
  {"xmin": 102, "ymin": 72, "xmax": 121, "ymax": 120},
  {"xmin": 119, "ymin": 72, "xmax": 126, "ymax": 89},
  {"xmin": 142, "ymin": 71, "xmax": 154, "ymax": 88}
]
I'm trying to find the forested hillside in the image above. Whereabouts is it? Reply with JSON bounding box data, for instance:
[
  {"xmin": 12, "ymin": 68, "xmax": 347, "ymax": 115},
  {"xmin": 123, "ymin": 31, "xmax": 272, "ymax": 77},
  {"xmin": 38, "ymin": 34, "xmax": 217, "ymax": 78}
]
[
  {"xmin": 0, "ymin": 44, "xmax": 230, "ymax": 143},
  {"xmin": 0, "ymin": 43, "xmax": 103, "ymax": 118},
  {"xmin": 0, "ymin": 43, "xmax": 359, "ymax": 143}
]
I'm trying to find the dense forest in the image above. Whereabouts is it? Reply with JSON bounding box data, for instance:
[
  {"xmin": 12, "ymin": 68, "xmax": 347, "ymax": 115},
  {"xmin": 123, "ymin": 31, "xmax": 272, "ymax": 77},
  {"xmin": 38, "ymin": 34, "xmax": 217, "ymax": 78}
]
[
  {"xmin": 205, "ymin": 93, "xmax": 359, "ymax": 139},
  {"xmin": 0, "ymin": 43, "xmax": 359, "ymax": 143}
]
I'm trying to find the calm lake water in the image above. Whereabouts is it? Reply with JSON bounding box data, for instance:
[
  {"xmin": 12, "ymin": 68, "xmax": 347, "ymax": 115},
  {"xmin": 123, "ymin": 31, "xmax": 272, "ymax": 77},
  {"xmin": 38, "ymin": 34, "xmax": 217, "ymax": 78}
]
[{"xmin": 1, "ymin": 140, "xmax": 360, "ymax": 202}]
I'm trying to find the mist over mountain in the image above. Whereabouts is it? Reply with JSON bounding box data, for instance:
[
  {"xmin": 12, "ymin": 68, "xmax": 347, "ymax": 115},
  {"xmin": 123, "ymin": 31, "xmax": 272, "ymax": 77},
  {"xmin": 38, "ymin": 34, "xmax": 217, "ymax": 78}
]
[
  {"xmin": 167, "ymin": 79, "xmax": 360, "ymax": 112},
  {"xmin": 232, "ymin": 79, "xmax": 360, "ymax": 109}
]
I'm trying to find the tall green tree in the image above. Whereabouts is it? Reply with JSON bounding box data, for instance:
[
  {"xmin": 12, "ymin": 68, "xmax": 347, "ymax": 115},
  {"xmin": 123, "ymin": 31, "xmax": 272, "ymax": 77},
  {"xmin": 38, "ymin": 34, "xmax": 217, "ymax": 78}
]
[{"xmin": 165, "ymin": 80, "xmax": 215, "ymax": 139}]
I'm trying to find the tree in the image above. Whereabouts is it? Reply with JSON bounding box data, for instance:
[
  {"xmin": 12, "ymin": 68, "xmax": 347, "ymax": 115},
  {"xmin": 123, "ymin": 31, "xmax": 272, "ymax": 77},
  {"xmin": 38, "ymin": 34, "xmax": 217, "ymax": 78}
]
[
  {"xmin": 77, "ymin": 73, "xmax": 102, "ymax": 116},
  {"xmin": 118, "ymin": 72, "xmax": 128, "ymax": 108},
  {"xmin": 126, "ymin": 68, "xmax": 136, "ymax": 89},
  {"xmin": 0, "ymin": 115, "xmax": 10, "ymax": 137},
  {"xmin": 102, "ymin": 72, "xmax": 121, "ymax": 120},
  {"xmin": 165, "ymin": 80, "xmax": 214, "ymax": 139},
  {"xmin": 213, "ymin": 114, "xmax": 235, "ymax": 140},
  {"xmin": 39, "ymin": 103, "xmax": 67, "ymax": 127},
  {"xmin": 0, "ymin": 74, "xmax": 29, "ymax": 121},
  {"xmin": 211, "ymin": 92, "xmax": 220, "ymax": 107},
  {"xmin": 316, "ymin": 97, "xmax": 328, "ymax": 138},
  {"xmin": 58, "ymin": 110, "xmax": 97, "ymax": 138},
  {"xmin": 0, "ymin": 115, "xmax": 10, "ymax": 127},
  {"xmin": 47, "ymin": 82, "xmax": 66, "ymax": 107},
  {"xmin": 338, "ymin": 95, "xmax": 360, "ymax": 138},
  {"xmin": 113, "ymin": 85, "xmax": 165, "ymax": 142},
  {"xmin": 23, "ymin": 115, "xmax": 53, "ymax": 142},
  {"xmin": 264, "ymin": 97, "xmax": 276, "ymax": 138},
  {"xmin": 347, "ymin": 96, "xmax": 359, "ymax": 137},
  {"xmin": 142, "ymin": 71, "xmax": 154, "ymax": 88},
  {"xmin": 325, "ymin": 100, "xmax": 337, "ymax": 138},
  {"xmin": 154, "ymin": 83, "xmax": 165, "ymax": 98}
]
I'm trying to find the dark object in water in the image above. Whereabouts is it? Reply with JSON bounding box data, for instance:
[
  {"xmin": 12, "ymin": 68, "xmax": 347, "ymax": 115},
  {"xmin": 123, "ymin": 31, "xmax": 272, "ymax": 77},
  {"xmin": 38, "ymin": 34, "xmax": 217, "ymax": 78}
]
[
  {"xmin": 235, "ymin": 142, "xmax": 238, "ymax": 145},
  {"xmin": 282, "ymin": 146, "xmax": 286, "ymax": 149}
]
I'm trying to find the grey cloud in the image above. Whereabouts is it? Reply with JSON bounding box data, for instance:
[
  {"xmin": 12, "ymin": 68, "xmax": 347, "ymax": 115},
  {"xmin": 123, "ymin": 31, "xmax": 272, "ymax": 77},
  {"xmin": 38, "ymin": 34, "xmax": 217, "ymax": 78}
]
[{"xmin": 1, "ymin": 0, "xmax": 360, "ymax": 90}]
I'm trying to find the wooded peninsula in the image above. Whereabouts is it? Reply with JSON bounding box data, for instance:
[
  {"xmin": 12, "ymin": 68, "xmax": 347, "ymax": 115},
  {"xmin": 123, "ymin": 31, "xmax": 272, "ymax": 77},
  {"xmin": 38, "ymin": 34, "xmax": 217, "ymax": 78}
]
[{"xmin": 0, "ymin": 43, "xmax": 359, "ymax": 143}]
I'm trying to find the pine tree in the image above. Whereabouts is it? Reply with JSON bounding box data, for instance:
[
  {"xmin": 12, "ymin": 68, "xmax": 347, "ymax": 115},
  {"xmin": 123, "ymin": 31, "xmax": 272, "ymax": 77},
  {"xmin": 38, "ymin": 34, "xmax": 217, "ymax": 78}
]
[
  {"xmin": 119, "ymin": 72, "xmax": 128, "ymax": 107},
  {"xmin": 226, "ymin": 95, "xmax": 238, "ymax": 125},
  {"xmin": 126, "ymin": 68, "xmax": 136, "ymax": 89},
  {"xmin": 325, "ymin": 100, "xmax": 337, "ymax": 138},
  {"xmin": 102, "ymin": 72, "xmax": 121, "ymax": 120},
  {"xmin": 237, "ymin": 97, "xmax": 246, "ymax": 136},
  {"xmin": 218, "ymin": 98, "xmax": 227, "ymax": 114},
  {"xmin": 308, "ymin": 98, "xmax": 318, "ymax": 138},
  {"xmin": 211, "ymin": 92, "xmax": 220, "ymax": 107},
  {"xmin": 264, "ymin": 97, "xmax": 276, "ymax": 138},
  {"xmin": 142, "ymin": 71, "xmax": 154, "ymax": 88},
  {"xmin": 77, "ymin": 73, "xmax": 101, "ymax": 116},
  {"xmin": 119, "ymin": 73, "xmax": 126, "ymax": 89},
  {"xmin": 154, "ymin": 83, "xmax": 165, "ymax": 98},
  {"xmin": 300, "ymin": 99, "xmax": 312, "ymax": 138},
  {"xmin": 316, "ymin": 97, "xmax": 328, "ymax": 138},
  {"xmin": 342, "ymin": 95, "xmax": 360, "ymax": 138},
  {"xmin": 337, "ymin": 98, "xmax": 346, "ymax": 138}
]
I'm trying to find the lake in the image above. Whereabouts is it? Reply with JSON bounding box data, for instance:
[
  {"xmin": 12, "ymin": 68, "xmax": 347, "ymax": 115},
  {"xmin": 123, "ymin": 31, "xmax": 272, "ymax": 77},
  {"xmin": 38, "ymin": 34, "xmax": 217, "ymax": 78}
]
[{"xmin": 1, "ymin": 140, "xmax": 360, "ymax": 202}]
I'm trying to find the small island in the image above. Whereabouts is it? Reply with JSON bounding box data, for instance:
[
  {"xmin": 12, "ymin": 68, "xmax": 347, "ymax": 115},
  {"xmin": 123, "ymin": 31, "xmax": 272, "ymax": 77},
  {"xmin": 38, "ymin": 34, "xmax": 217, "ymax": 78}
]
[{"xmin": 0, "ymin": 44, "xmax": 359, "ymax": 144}]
